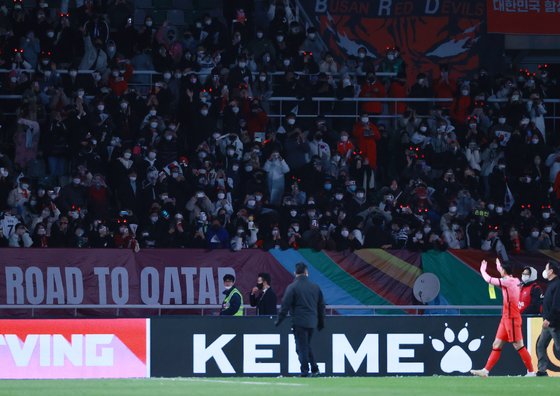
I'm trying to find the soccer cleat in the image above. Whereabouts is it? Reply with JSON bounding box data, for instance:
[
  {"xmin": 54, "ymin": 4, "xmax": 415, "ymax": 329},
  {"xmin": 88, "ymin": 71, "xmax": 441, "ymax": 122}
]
[
  {"xmin": 525, "ymin": 371, "xmax": 536, "ymax": 377},
  {"xmin": 536, "ymin": 371, "xmax": 549, "ymax": 377},
  {"xmin": 470, "ymin": 368, "xmax": 489, "ymax": 377}
]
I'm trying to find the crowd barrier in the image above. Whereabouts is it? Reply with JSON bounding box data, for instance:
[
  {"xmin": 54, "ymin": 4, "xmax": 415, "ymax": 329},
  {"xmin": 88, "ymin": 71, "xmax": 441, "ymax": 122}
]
[{"xmin": 0, "ymin": 316, "xmax": 556, "ymax": 378}]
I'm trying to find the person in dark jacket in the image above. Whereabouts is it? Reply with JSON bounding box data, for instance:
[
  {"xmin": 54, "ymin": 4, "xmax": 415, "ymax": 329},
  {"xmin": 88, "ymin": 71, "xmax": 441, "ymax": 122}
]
[
  {"xmin": 536, "ymin": 261, "xmax": 560, "ymax": 376},
  {"xmin": 220, "ymin": 274, "xmax": 243, "ymax": 316},
  {"xmin": 275, "ymin": 262, "xmax": 325, "ymax": 377},
  {"xmin": 249, "ymin": 272, "xmax": 277, "ymax": 316}
]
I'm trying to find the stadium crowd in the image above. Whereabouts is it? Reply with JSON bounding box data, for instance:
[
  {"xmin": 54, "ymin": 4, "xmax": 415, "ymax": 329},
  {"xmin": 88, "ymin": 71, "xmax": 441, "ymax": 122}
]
[{"xmin": 0, "ymin": 0, "xmax": 559, "ymax": 257}]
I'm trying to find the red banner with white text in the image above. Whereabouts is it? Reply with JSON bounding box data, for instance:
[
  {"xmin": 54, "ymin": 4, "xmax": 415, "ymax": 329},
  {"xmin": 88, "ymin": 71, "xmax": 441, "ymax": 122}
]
[
  {"xmin": 0, "ymin": 249, "xmax": 294, "ymax": 317},
  {"xmin": 487, "ymin": 0, "xmax": 560, "ymax": 34}
]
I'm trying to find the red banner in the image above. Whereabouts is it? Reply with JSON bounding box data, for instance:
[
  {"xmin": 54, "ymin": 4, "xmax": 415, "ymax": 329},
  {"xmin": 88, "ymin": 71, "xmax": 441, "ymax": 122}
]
[
  {"xmin": 0, "ymin": 249, "xmax": 294, "ymax": 317},
  {"xmin": 487, "ymin": 0, "xmax": 560, "ymax": 34},
  {"xmin": 0, "ymin": 319, "xmax": 148, "ymax": 379}
]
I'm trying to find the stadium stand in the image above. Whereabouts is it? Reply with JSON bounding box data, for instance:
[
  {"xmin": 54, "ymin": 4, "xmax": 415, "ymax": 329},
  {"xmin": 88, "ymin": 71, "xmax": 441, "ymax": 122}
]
[{"xmin": 0, "ymin": 0, "xmax": 559, "ymax": 259}]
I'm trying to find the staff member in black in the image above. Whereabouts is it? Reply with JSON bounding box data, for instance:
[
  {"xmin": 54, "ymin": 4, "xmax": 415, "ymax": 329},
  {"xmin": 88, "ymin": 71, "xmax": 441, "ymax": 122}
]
[
  {"xmin": 249, "ymin": 272, "xmax": 277, "ymax": 315},
  {"xmin": 536, "ymin": 261, "xmax": 560, "ymax": 376},
  {"xmin": 275, "ymin": 263, "xmax": 325, "ymax": 377}
]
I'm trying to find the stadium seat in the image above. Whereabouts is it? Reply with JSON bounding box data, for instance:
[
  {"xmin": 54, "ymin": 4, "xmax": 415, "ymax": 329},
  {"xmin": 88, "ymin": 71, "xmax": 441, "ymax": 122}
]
[
  {"xmin": 173, "ymin": 0, "xmax": 194, "ymax": 9},
  {"xmin": 151, "ymin": 9, "xmax": 167, "ymax": 25},
  {"xmin": 134, "ymin": 9, "xmax": 147, "ymax": 25},
  {"xmin": 134, "ymin": 0, "xmax": 153, "ymax": 9},
  {"xmin": 167, "ymin": 10, "xmax": 185, "ymax": 26},
  {"xmin": 153, "ymin": 0, "xmax": 173, "ymax": 8}
]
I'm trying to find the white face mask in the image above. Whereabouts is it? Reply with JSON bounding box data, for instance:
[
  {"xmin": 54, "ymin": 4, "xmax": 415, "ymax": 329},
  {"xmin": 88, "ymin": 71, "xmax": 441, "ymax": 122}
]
[
  {"xmin": 201, "ymin": 110, "xmax": 209, "ymax": 116},
  {"xmin": 150, "ymin": 122, "xmax": 158, "ymax": 129},
  {"xmin": 420, "ymin": 126, "xmax": 427, "ymax": 132},
  {"xmin": 532, "ymin": 231, "xmax": 540, "ymax": 238},
  {"xmin": 495, "ymin": 207, "xmax": 503, "ymax": 214},
  {"xmin": 217, "ymin": 193, "xmax": 225, "ymax": 199},
  {"xmin": 76, "ymin": 89, "xmax": 83, "ymax": 97},
  {"xmin": 149, "ymin": 110, "xmax": 157, "ymax": 116},
  {"xmin": 542, "ymin": 269, "xmax": 550, "ymax": 280},
  {"xmin": 287, "ymin": 119, "xmax": 295, "ymax": 125},
  {"xmin": 521, "ymin": 274, "xmax": 530, "ymax": 283},
  {"xmin": 224, "ymin": 285, "xmax": 232, "ymax": 290},
  {"xmin": 340, "ymin": 135, "xmax": 348, "ymax": 142},
  {"xmin": 163, "ymin": 72, "xmax": 171, "ymax": 80},
  {"xmin": 259, "ymin": 76, "xmax": 267, "ymax": 82},
  {"xmin": 356, "ymin": 192, "xmax": 365, "ymax": 199},
  {"xmin": 97, "ymin": 105, "xmax": 105, "ymax": 112},
  {"xmin": 544, "ymin": 226, "xmax": 552, "ymax": 233},
  {"xmin": 487, "ymin": 204, "xmax": 495, "ymax": 210},
  {"xmin": 423, "ymin": 227, "xmax": 431, "ymax": 234},
  {"xmin": 361, "ymin": 117, "xmax": 369, "ymax": 123},
  {"xmin": 341, "ymin": 230, "xmax": 349, "ymax": 238},
  {"xmin": 123, "ymin": 152, "xmax": 132, "ymax": 159},
  {"xmin": 543, "ymin": 212, "xmax": 551, "ymax": 219}
]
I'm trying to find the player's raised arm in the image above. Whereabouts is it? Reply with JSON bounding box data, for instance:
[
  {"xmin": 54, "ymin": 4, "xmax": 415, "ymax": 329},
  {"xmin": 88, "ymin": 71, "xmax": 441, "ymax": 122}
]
[{"xmin": 480, "ymin": 259, "xmax": 501, "ymax": 286}]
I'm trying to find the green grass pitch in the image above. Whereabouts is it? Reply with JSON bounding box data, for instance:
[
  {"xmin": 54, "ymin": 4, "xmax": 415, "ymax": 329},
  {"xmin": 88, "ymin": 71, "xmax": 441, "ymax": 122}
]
[{"xmin": 0, "ymin": 377, "xmax": 558, "ymax": 396}]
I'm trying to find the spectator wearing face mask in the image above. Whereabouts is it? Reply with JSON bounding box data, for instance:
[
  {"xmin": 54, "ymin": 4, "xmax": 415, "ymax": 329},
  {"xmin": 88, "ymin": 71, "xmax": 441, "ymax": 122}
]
[
  {"xmin": 519, "ymin": 266, "xmax": 543, "ymax": 315},
  {"xmin": 525, "ymin": 226, "xmax": 551, "ymax": 252},
  {"xmin": 352, "ymin": 114, "xmax": 381, "ymax": 173},
  {"xmin": 263, "ymin": 151, "xmax": 290, "ymax": 206},
  {"xmin": 408, "ymin": 73, "xmax": 434, "ymax": 116},
  {"xmin": 206, "ymin": 218, "xmax": 229, "ymax": 249},
  {"xmin": 186, "ymin": 191, "xmax": 214, "ymax": 223},
  {"xmin": 114, "ymin": 223, "xmax": 139, "ymax": 251},
  {"xmin": 58, "ymin": 174, "xmax": 87, "ymax": 213},
  {"xmin": 90, "ymin": 223, "xmax": 114, "ymax": 248},
  {"xmin": 49, "ymin": 216, "xmax": 72, "ymax": 247},
  {"xmin": 32, "ymin": 222, "xmax": 49, "ymax": 248},
  {"xmin": 8, "ymin": 223, "xmax": 33, "ymax": 247}
]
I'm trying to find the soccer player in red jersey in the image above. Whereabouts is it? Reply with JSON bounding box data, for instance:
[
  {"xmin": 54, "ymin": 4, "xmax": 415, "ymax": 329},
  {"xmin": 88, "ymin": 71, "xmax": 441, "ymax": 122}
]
[{"xmin": 471, "ymin": 258, "xmax": 536, "ymax": 377}]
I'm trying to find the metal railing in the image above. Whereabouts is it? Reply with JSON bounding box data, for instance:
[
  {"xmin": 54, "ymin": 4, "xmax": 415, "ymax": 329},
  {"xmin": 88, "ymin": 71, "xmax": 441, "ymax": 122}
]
[
  {"xmin": 0, "ymin": 304, "xmax": 503, "ymax": 318},
  {"xmin": 0, "ymin": 68, "xmax": 396, "ymax": 93}
]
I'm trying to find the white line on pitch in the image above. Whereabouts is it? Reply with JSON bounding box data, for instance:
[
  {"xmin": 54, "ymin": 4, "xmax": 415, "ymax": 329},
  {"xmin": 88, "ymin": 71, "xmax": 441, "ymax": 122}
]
[{"xmin": 167, "ymin": 378, "xmax": 306, "ymax": 386}]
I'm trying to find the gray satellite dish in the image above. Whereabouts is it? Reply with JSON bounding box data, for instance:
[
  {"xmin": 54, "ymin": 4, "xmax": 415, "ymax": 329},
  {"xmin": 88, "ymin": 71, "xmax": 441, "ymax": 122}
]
[{"xmin": 413, "ymin": 273, "xmax": 441, "ymax": 304}]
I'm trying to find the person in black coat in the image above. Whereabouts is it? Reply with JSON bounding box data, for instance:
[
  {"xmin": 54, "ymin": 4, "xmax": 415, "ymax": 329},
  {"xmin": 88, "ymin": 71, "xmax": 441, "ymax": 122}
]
[
  {"xmin": 249, "ymin": 272, "xmax": 278, "ymax": 316},
  {"xmin": 536, "ymin": 261, "xmax": 560, "ymax": 376},
  {"xmin": 275, "ymin": 263, "xmax": 325, "ymax": 377}
]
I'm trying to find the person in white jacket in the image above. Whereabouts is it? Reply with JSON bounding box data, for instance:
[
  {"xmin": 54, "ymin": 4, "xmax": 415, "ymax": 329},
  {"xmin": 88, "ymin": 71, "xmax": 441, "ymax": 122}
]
[
  {"xmin": 263, "ymin": 151, "xmax": 290, "ymax": 206},
  {"xmin": 9, "ymin": 223, "xmax": 33, "ymax": 248}
]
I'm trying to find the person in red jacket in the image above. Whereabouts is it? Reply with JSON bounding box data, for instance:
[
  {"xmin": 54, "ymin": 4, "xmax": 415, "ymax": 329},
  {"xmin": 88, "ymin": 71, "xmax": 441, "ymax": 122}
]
[
  {"xmin": 336, "ymin": 130, "xmax": 354, "ymax": 162},
  {"xmin": 352, "ymin": 114, "xmax": 381, "ymax": 170},
  {"xmin": 359, "ymin": 72, "xmax": 386, "ymax": 115},
  {"xmin": 451, "ymin": 84, "xmax": 472, "ymax": 126},
  {"xmin": 108, "ymin": 62, "xmax": 133, "ymax": 97},
  {"xmin": 519, "ymin": 266, "xmax": 543, "ymax": 315}
]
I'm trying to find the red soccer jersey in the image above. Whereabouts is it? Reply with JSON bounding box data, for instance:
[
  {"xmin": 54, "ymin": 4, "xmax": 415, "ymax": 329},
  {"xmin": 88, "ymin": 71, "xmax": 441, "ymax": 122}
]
[{"xmin": 492, "ymin": 276, "xmax": 522, "ymax": 319}]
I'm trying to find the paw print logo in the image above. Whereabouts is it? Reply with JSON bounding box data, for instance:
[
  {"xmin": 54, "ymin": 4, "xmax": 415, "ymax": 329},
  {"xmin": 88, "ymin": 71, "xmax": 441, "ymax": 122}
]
[{"xmin": 430, "ymin": 323, "xmax": 484, "ymax": 373}]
